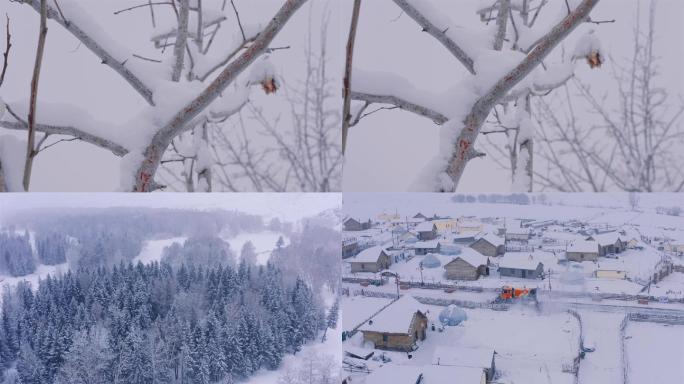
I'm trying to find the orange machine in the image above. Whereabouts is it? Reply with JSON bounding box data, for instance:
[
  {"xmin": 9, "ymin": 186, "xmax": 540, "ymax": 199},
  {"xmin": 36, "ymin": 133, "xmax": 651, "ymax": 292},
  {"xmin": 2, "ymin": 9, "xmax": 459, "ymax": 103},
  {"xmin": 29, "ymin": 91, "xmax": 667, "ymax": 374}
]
[{"xmin": 498, "ymin": 286, "xmax": 537, "ymax": 302}]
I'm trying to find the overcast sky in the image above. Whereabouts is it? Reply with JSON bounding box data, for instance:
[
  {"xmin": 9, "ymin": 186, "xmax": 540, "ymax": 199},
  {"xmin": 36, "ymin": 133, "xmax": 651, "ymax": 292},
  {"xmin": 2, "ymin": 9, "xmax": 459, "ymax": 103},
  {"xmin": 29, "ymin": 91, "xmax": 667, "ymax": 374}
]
[{"xmin": 0, "ymin": 193, "xmax": 341, "ymax": 223}]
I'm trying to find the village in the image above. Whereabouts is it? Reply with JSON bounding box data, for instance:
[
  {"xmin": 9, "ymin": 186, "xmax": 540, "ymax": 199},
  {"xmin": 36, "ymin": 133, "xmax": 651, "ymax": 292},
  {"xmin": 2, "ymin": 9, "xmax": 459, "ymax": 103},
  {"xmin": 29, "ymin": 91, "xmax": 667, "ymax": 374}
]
[{"xmin": 340, "ymin": 198, "xmax": 684, "ymax": 384}]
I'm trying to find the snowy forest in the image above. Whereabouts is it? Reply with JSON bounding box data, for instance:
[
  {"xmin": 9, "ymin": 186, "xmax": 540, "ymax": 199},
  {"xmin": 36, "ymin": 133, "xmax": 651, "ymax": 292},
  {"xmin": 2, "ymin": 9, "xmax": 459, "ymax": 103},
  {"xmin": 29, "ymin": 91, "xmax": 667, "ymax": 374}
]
[
  {"xmin": 0, "ymin": 198, "xmax": 342, "ymax": 383},
  {"xmin": 0, "ymin": 0, "xmax": 341, "ymax": 192},
  {"xmin": 342, "ymin": 0, "xmax": 684, "ymax": 193}
]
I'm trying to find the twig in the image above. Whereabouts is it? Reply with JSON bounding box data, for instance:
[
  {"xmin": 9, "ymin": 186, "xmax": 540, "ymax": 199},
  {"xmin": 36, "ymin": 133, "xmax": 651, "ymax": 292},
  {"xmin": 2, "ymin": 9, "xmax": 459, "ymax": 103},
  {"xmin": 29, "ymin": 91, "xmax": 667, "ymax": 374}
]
[
  {"xmin": 230, "ymin": 0, "xmax": 246, "ymax": 42},
  {"xmin": 24, "ymin": 0, "xmax": 48, "ymax": 192},
  {"xmin": 0, "ymin": 14, "xmax": 10, "ymax": 88},
  {"xmin": 342, "ymin": 0, "xmax": 361, "ymax": 155},
  {"xmin": 113, "ymin": 2, "xmax": 173, "ymax": 15},
  {"xmin": 52, "ymin": 0, "xmax": 67, "ymax": 24},
  {"xmin": 133, "ymin": 53, "xmax": 162, "ymax": 63}
]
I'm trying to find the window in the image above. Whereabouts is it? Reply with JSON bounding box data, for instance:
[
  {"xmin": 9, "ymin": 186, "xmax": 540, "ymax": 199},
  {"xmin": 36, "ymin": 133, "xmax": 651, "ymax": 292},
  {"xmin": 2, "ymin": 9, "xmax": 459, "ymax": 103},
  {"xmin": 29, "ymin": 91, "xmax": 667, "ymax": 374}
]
[{"xmin": 382, "ymin": 334, "xmax": 388, "ymax": 342}]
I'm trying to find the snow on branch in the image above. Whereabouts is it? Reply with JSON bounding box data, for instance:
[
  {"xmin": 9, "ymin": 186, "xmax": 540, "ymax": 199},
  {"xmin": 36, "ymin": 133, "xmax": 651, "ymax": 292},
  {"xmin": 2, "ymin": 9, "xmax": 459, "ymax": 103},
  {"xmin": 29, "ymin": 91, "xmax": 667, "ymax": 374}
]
[
  {"xmin": 129, "ymin": 0, "xmax": 308, "ymax": 192},
  {"xmin": 392, "ymin": 0, "xmax": 476, "ymax": 74},
  {"xmin": 438, "ymin": 0, "xmax": 600, "ymax": 192},
  {"xmin": 23, "ymin": 0, "xmax": 156, "ymax": 105}
]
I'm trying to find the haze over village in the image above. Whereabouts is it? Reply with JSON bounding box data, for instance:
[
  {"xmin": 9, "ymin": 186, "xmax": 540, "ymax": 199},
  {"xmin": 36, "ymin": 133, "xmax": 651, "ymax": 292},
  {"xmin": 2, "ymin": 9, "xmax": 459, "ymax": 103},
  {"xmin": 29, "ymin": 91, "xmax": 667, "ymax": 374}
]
[{"xmin": 341, "ymin": 193, "xmax": 684, "ymax": 384}]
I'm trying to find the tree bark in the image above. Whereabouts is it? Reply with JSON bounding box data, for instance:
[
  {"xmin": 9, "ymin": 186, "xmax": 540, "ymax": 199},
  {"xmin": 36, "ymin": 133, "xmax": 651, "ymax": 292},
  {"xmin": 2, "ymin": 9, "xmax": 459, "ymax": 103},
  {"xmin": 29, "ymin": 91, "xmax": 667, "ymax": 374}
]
[
  {"xmin": 342, "ymin": 0, "xmax": 361, "ymax": 155},
  {"xmin": 23, "ymin": 0, "xmax": 48, "ymax": 192}
]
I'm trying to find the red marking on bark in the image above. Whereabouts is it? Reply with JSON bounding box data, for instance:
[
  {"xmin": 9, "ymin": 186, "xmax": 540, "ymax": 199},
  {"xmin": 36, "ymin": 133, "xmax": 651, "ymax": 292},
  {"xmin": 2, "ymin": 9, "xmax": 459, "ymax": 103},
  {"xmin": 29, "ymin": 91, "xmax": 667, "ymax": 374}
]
[
  {"xmin": 459, "ymin": 139, "xmax": 470, "ymax": 160},
  {"xmin": 137, "ymin": 171, "xmax": 151, "ymax": 192}
]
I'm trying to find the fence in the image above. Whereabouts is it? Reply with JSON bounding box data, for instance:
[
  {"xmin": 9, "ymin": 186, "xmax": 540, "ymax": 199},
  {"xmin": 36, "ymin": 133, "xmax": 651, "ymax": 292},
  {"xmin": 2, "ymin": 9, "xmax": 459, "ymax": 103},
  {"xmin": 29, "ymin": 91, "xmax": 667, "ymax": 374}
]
[
  {"xmin": 619, "ymin": 315, "xmax": 629, "ymax": 384},
  {"xmin": 566, "ymin": 309, "xmax": 584, "ymax": 383}
]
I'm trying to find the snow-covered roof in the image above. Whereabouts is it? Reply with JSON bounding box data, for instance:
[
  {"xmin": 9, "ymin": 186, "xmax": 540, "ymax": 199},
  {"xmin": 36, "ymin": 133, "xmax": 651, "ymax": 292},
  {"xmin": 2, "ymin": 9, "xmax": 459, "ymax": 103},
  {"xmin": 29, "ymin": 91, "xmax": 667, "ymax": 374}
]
[
  {"xmin": 364, "ymin": 364, "xmax": 485, "ymax": 384},
  {"xmin": 588, "ymin": 231, "xmax": 622, "ymax": 246},
  {"xmin": 567, "ymin": 240, "xmax": 599, "ymax": 254},
  {"xmin": 411, "ymin": 240, "xmax": 440, "ymax": 249},
  {"xmin": 416, "ymin": 221, "xmax": 436, "ymax": 232},
  {"xmin": 432, "ymin": 346, "xmax": 495, "ymax": 369},
  {"xmin": 458, "ymin": 219, "xmax": 481, "ymax": 227},
  {"xmin": 499, "ymin": 253, "xmax": 543, "ymax": 271},
  {"xmin": 476, "ymin": 233, "xmax": 504, "ymax": 247},
  {"xmin": 359, "ymin": 295, "xmax": 425, "ymax": 334},
  {"xmin": 449, "ymin": 248, "xmax": 489, "ymax": 268},
  {"xmin": 348, "ymin": 245, "xmax": 386, "ymax": 263},
  {"xmin": 506, "ymin": 226, "xmax": 530, "ymax": 235}
]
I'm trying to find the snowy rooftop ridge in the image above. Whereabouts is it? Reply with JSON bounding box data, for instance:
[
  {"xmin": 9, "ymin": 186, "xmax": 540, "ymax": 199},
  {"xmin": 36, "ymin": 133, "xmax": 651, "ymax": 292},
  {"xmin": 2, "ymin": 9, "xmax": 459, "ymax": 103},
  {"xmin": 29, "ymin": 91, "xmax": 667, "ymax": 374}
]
[
  {"xmin": 567, "ymin": 239, "xmax": 599, "ymax": 253},
  {"xmin": 477, "ymin": 232, "xmax": 504, "ymax": 247},
  {"xmin": 358, "ymin": 295, "xmax": 425, "ymax": 334},
  {"xmin": 499, "ymin": 252, "xmax": 543, "ymax": 270},
  {"xmin": 364, "ymin": 364, "xmax": 486, "ymax": 384},
  {"xmin": 348, "ymin": 245, "xmax": 386, "ymax": 263},
  {"xmin": 431, "ymin": 345, "xmax": 495, "ymax": 369}
]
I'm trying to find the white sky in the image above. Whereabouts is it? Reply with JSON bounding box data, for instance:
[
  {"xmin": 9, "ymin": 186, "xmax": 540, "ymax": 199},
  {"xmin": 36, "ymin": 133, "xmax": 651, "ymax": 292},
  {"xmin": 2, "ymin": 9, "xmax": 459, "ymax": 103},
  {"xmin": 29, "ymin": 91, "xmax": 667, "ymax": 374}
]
[
  {"xmin": 341, "ymin": 0, "xmax": 684, "ymax": 192},
  {"xmin": 0, "ymin": 192, "xmax": 341, "ymax": 223}
]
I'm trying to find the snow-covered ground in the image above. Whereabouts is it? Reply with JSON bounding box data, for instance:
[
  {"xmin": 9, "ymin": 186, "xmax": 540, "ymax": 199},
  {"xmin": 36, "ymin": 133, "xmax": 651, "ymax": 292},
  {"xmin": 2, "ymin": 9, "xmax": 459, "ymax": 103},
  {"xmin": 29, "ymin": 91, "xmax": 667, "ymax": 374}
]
[
  {"xmin": 648, "ymin": 272, "xmax": 684, "ymax": 300},
  {"xmin": 625, "ymin": 322, "xmax": 684, "ymax": 384},
  {"xmin": 577, "ymin": 311, "xmax": 624, "ymax": 384},
  {"xmin": 0, "ymin": 262, "xmax": 68, "ymax": 302},
  {"xmin": 133, "ymin": 236, "xmax": 187, "ymax": 264}
]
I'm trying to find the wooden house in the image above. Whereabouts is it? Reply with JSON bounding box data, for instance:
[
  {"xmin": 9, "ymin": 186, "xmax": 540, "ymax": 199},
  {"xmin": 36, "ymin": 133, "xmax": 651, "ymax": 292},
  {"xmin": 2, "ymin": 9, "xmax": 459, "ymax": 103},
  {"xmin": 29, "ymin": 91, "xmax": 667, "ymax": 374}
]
[
  {"xmin": 469, "ymin": 233, "xmax": 505, "ymax": 257},
  {"xmin": 343, "ymin": 217, "xmax": 371, "ymax": 232},
  {"xmin": 444, "ymin": 250, "xmax": 490, "ymax": 280},
  {"xmin": 416, "ymin": 221, "xmax": 438, "ymax": 240},
  {"xmin": 586, "ymin": 232, "xmax": 625, "ymax": 256},
  {"xmin": 566, "ymin": 240, "xmax": 599, "ymax": 261},
  {"xmin": 359, "ymin": 295, "xmax": 428, "ymax": 352},
  {"xmin": 498, "ymin": 253, "xmax": 544, "ymax": 279},
  {"xmin": 348, "ymin": 246, "xmax": 391, "ymax": 273}
]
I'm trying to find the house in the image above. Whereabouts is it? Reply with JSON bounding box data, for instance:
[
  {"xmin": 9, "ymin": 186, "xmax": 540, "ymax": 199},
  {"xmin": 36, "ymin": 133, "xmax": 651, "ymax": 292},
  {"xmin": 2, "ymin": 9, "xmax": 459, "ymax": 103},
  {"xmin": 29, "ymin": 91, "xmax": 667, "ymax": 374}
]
[
  {"xmin": 444, "ymin": 250, "xmax": 490, "ymax": 280},
  {"xmin": 342, "ymin": 237, "xmax": 359, "ymax": 259},
  {"xmin": 586, "ymin": 232, "xmax": 625, "ymax": 256},
  {"xmin": 498, "ymin": 253, "xmax": 544, "ymax": 279},
  {"xmin": 399, "ymin": 231, "xmax": 419, "ymax": 244},
  {"xmin": 453, "ymin": 234, "xmax": 478, "ymax": 245},
  {"xmin": 359, "ymin": 295, "xmax": 428, "ymax": 351},
  {"xmin": 413, "ymin": 212, "xmax": 427, "ymax": 220},
  {"xmin": 412, "ymin": 240, "xmax": 441, "ymax": 255},
  {"xmin": 433, "ymin": 218, "xmax": 459, "ymax": 233},
  {"xmin": 343, "ymin": 217, "xmax": 371, "ymax": 232},
  {"xmin": 416, "ymin": 221, "xmax": 438, "ymax": 240},
  {"xmin": 566, "ymin": 240, "xmax": 600, "ymax": 261},
  {"xmin": 364, "ymin": 364, "xmax": 487, "ymax": 384},
  {"xmin": 470, "ymin": 233, "xmax": 505, "ymax": 257},
  {"xmin": 505, "ymin": 226, "xmax": 530, "ymax": 241},
  {"xmin": 432, "ymin": 346, "xmax": 496, "ymax": 382},
  {"xmin": 348, "ymin": 246, "xmax": 391, "ymax": 273},
  {"xmin": 457, "ymin": 218, "xmax": 483, "ymax": 233}
]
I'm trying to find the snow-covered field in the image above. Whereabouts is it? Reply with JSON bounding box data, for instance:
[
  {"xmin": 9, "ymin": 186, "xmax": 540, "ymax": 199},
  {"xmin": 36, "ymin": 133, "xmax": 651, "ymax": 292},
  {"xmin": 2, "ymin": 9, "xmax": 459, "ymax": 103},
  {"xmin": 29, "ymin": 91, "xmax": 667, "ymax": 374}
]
[
  {"xmin": 224, "ymin": 231, "xmax": 287, "ymax": 265},
  {"xmin": 577, "ymin": 311, "xmax": 624, "ymax": 384},
  {"xmin": 648, "ymin": 272, "xmax": 684, "ymax": 300},
  {"xmin": 133, "ymin": 236, "xmax": 187, "ymax": 264},
  {"xmin": 625, "ymin": 322, "xmax": 684, "ymax": 384},
  {"xmin": 0, "ymin": 262, "xmax": 68, "ymax": 292}
]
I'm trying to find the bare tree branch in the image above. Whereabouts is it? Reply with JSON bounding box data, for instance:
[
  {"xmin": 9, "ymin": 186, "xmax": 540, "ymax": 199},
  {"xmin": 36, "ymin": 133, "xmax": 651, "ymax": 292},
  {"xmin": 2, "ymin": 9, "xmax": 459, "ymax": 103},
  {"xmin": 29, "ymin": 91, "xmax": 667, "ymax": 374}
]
[
  {"xmin": 131, "ymin": 0, "xmax": 308, "ymax": 191},
  {"xmin": 171, "ymin": 0, "xmax": 189, "ymax": 82},
  {"xmin": 441, "ymin": 0, "xmax": 599, "ymax": 191},
  {"xmin": 0, "ymin": 14, "xmax": 10, "ymax": 88},
  {"xmin": 23, "ymin": 0, "xmax": 48, "ymax": 192},
  {"xmin": 23, "ymin": 0, "xmax": 156, "ymax": 105},
  {"xmin": 350, "ymin": 90, "xmax": 447, "ymax": 124},
  {"xmin": 342, "ymin": 0, "xmax": 361, "ymax": 154},
  {"xmin": 392, "ymin": 0, "xmax": 475, "ymax": 75}
]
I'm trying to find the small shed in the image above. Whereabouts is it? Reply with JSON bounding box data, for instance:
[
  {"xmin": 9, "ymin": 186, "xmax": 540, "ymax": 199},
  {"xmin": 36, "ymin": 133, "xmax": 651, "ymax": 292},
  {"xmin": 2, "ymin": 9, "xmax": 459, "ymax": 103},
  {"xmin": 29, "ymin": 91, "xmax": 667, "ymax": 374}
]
[
  {"xmin": 566, "ymin": 240, "xmax": 600, "ymax": 261},
  {"xmin": 444, "ymin": 250, "xmax": 490, "ymax": 281},
  {"xmin": 505, "ymin": 225, "xmax": 530, "ymax": 241},
  {"xmin": 498, "ymin": 253, "xmax": 544, "ymax": 279},
  {"xmin": 470, "ymin": 233, "xmax": 505, "ymax": 257},
  {"xmin": 348, "ymin": 246, "xmax": 391, "ymax": 273},
  {"xmin": 359, "ymin": 295, "xmax": 428, "ymax": 352}
]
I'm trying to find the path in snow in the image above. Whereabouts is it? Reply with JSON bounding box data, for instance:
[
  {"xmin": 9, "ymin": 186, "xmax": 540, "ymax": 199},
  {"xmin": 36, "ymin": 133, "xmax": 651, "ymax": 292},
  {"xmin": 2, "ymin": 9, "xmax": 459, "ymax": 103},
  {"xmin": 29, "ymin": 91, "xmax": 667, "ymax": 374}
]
[{"xmin": 577, "ymin": 311, "xmax": 624, "ymax": 384}]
